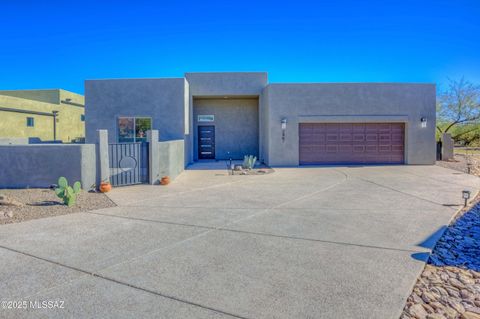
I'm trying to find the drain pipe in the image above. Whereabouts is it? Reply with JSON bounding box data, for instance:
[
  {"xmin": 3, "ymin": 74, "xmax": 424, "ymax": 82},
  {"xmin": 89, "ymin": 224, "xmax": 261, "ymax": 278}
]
[{"xmin": 52, "ymin": 110, "xmax": 59, "ymax": 141}]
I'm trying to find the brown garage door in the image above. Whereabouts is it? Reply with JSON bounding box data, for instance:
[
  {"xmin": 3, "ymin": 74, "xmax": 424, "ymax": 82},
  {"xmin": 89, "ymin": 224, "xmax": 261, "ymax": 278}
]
[{"xmin": 299, "ymin": 123, "xmax": 405, "ymax": 164}]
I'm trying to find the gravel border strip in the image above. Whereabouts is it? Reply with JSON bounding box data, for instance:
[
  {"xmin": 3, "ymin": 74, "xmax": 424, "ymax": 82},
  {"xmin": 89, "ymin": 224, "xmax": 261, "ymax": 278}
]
[{"xmin": 401, "ymin": 195, "xmax": 480, "ymax": 319}]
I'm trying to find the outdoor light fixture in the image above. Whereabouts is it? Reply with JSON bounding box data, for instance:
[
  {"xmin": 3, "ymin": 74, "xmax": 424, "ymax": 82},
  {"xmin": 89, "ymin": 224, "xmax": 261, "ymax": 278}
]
[
  {"xmin": 421, "ymin": 117, "xmax": 427, "ymax": 128},
  {"xmin": 462, "ymin": 190, "xmax": 471, "ymax": 207},
  {"xmin": 281, "ymin": 118, "xmax": 287, "ymax": 142},
  {"xmin": 227, "ymin": 151, "xmax": 233, "ymax": 174}
]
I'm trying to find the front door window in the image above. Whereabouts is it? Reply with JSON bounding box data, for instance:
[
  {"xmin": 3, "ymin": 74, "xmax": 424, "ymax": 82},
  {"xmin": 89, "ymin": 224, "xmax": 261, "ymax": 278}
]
[{"xmin": 118, "ymin": 117, "xmax": 152, "ymax": 142}]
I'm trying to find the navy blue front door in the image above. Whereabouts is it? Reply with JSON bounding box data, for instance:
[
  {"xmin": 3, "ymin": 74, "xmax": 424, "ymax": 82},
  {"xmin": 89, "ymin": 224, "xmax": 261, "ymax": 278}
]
[{"xmin": 198, "ymin": 126, "xmax": 215, "ymax": 159}]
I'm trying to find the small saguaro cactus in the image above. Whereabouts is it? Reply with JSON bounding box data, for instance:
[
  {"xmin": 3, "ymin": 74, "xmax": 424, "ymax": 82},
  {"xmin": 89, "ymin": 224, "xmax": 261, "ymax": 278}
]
[
  {"xmin": 243, "ymin": 155, "xmax": 257, "ymax": 170},
  {"xmin": 55, "ymin": 177, "xmax": 81, "ymax": 207}
]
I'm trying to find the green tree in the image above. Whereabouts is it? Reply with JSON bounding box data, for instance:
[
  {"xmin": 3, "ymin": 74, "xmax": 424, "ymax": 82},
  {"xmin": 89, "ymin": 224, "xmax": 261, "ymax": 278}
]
[
  {"xmin": 446, "ymin": 124, "xmax": 480, "ymax": 146},
  {"xmin": 437, "ymin": 78, "xmax": 480, "ymax": 142}
]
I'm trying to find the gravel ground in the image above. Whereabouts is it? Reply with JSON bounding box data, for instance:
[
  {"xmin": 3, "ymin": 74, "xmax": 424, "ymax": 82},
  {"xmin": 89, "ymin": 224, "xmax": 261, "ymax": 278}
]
[
  {"xmin": 401, "ymin": 199, "xmax": 480, "ymax": 319},
  {"xmin": 0, "ymin": 188, "xmax": 116, "ymax": 225},
  {"xmin": 230, "ymin": 166, "xmax": 275, "ymax": 175},
  {"xmin": 437, "ymin": 154, "xmax": 480, "ymax": 176}
]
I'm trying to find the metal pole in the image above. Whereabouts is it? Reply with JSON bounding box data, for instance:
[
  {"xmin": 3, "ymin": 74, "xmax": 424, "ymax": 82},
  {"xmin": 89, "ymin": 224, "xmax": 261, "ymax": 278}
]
[{"xmin": 52, "ymin": 111, "xmax": 59, "ymax": 141}]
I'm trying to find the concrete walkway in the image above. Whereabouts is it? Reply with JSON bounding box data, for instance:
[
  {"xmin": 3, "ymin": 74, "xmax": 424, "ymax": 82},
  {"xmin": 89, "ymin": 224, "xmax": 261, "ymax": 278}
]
[{"xmin": 1, "ymin": 165, "xmax": 480, "ymax": 319}]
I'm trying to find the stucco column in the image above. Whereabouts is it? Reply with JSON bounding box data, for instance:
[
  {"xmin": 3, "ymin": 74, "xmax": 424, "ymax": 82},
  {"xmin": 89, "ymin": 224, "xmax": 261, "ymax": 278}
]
[
  {"xmin": 147, "ymin": 130, "xmax": 160, "ymax": 185},
  {"xmin": 442, "ymin": 133, "xmax": 454, "ymax": 161},
  {"xmin": 96, "ymin": 130, "xmax": 109, "ymax": 188}
]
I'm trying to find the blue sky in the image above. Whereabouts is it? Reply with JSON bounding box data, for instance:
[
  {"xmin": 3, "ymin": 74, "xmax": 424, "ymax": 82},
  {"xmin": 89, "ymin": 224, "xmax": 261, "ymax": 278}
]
[{"xmin": 0, "ymin": 0, "xmax": 479, "ymax": 94}]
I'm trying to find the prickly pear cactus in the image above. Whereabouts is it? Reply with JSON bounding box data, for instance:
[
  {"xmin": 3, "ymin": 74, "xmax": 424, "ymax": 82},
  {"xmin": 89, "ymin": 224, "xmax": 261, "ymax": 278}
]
[{"xmin": 55, "ymin": 177, "xmax": 81, "ymax": 207}]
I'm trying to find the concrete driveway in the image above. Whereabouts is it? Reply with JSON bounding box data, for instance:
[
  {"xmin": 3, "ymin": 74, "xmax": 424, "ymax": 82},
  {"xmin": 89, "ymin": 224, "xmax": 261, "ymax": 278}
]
[{"xmin": 1, "ymin": 165, "xmax": 480, "ymax": 319}]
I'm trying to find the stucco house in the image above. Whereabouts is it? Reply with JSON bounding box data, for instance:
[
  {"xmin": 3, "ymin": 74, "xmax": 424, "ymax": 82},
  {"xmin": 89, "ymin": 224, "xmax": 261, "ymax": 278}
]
[{"xmin": 85, "ymin": 72, "xmax": 435, "ymax": 167}]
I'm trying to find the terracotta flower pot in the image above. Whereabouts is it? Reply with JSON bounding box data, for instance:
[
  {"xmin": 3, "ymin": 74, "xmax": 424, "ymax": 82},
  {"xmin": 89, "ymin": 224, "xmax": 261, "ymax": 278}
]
[
  {"xmin": 99, "ymin": 182, "xmax": 112, "ymax": 193},
  {"xmin": 160, "ymin": 176, "xmax": 170, "ymax": 185}
]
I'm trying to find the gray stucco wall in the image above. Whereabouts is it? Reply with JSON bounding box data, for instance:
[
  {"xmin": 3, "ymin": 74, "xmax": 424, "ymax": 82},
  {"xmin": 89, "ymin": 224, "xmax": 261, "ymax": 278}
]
[
  {"xmin": 265, "ymin": 83, "xmax": 436, "ymax": 166},
  {"xmin": 0, "ymin": 144, "xmax": 96, "ymax": 189},
  {"xmin": 158, "ymin": 140, "xmax": 185, "ymax": 180},
  {"xmin": 85, "ymin": 78, "xmax": 188, "ymax": 144},
  {"xmin": 193, "ymin": 98, "xmax": 259, "ymax": 160},
  {"xmin": 0, "ymin": 138, "xmax": 29, "ymax": 145},
  {"xmin": 185, "ymin": 72, "xmax": 267, "ymax": 96}
]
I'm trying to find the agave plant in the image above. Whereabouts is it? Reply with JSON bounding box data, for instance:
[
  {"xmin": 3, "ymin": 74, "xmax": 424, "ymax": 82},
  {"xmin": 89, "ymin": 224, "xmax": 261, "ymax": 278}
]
[
  {"xmin": 243, "ymin": 155, "xmax": 257, "ymax": 170},
  {"xmin": 55, "ymin": 177, "xmax": 81, "ymax": 207}
]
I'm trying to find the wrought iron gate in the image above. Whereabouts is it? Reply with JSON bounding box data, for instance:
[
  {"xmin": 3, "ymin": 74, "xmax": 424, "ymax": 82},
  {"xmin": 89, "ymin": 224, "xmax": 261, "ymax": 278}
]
[{"xmin": 108, "ymin": 142, "xmax": 149, "ymax": 186}]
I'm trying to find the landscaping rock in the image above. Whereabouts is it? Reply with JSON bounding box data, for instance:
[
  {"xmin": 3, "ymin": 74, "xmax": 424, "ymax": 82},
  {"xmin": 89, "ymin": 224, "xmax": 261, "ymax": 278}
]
[
  {"xmin": 460, "ymin": 289, "xmax": 473, "ymax": 299},
  {"xmin": 422, "ymin": 303, "xmax": 435, "ymax": 314},
  {"xmin": 0, "ymin": 211, "xmax": 13, "ymax": 219},
  {"xmin": 0, "ymin": 194, "xmax": 23, "ymax": 207},
  {"xmin": 464, "ymin": 312, "xmax": 480, "ymax": 319},
  {"xmin": 465, "ymin": 307, "xmax": 480, "ymax": 315},
  {"xmin": 408, "ymin": 303, "xmax": 428, "ymax": 318},
  {"xmin": 444, "ymin": 306, "xmax": 459, "ymax": 319},
  {"xmin": 448, "ymin": 299, "xmax": 466, "ymax": 314},
  {"xmin": 402, "ymin": 200, "xmax": 480, "ymax": 319},
  {"xmin": 422, "ymin": 292, "xmax": 437, "ymax": 303},
  {"xmin": 0, "ymin": 189, "xmax": 116, "ymax": 225},
  {"xmin": 412, "ymin": 293, "xmax": 423, "ymax": 304},
  {"xmin": 437, "ymin": 154, "xmax": 480, "ymax": 177}
]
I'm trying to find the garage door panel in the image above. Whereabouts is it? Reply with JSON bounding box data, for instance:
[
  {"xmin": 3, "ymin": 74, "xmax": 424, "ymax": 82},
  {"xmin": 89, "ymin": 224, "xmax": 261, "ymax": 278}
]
[
  {"xmin": 353, "ymin": 134, "xmax": 365, "ymax": 141},
  {"xmin": 338, "ymin": 145, "xmax": 353, "ymax": 152},
  {"xmin": 326, "ymin": 134, "xmax": 338, "ymax": 142},
  {"xmin": 299, "ymin": 123, "xmax": 405, "ymax": 164},
  {"xmin": 379, "ymin": 134, "xmax": 391, "ymax": 141},
  {"xmin": 326, "ymin": 145, "xmax": 338, "ymax": 152}
]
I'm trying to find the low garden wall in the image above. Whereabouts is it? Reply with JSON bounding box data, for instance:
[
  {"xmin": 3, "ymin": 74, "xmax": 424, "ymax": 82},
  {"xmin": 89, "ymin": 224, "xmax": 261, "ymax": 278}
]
[
  {"xmin": 0, "ymin": 130, "xmax": 186, "ymax": 189},
  {"xmin": 0, "ymin": 144, "xmax": 96, "ymax": 189},
  {"xmin": 0, "ymin": 137, "xmax": 29, "ymax": 145},
  {"xmin": 157, "ymin": 140, "xmax": 185, "ymax": 182}
]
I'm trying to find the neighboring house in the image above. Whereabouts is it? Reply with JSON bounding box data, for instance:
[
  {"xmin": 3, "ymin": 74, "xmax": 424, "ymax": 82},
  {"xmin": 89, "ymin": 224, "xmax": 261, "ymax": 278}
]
[
  {"xmin": 85, "ymin": 72, "xmax": 436, "ymax": 166},
  {"xmin": 0, "ymin": 89, "xmax": 85, "ymax": 143}
]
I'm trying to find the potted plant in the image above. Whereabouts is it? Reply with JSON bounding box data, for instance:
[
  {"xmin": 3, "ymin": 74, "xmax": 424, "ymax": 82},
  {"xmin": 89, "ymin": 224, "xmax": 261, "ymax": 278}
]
[
  {"xmin": 99, "ymin": 179, "xmax": 112, "ymax": 193},
  {"xmin": 160, "ymin": 176, "xmax": 170, "ymax": 185}
]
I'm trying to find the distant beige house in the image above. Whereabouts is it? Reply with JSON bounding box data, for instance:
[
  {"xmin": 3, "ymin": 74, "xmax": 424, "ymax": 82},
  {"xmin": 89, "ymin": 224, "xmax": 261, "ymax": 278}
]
[{"xmin": 0, "ymin": 89, "xmax": 85, "ymax": 143}]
